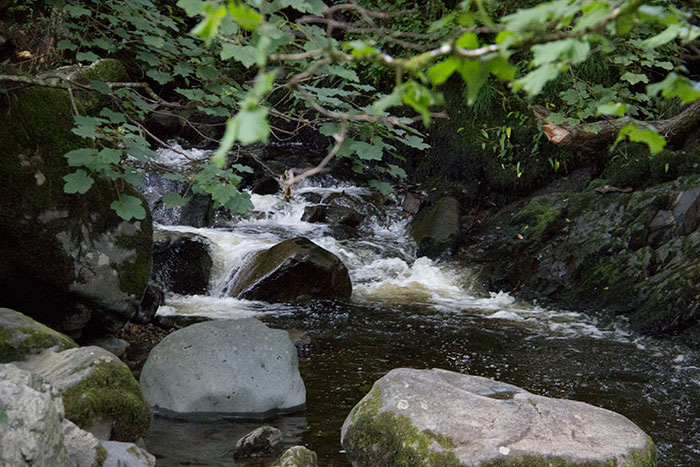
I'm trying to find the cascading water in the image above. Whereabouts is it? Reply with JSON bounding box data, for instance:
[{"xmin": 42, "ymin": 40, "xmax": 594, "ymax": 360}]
[{"xmin": 141, "ymin": 146, "xmax": 700, "ymax": 466}]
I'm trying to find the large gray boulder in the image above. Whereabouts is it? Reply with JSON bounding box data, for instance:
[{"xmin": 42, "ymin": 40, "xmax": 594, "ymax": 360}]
[
  {"xmin": 0, "ymin": 85, "xmax": 152, "ymax": 339},
  {"xmin": 0, "ymin": 308, "xmax": 77, "ymax": 363},
  {"xmin": 140, "ymin": 318, "xmax": 305, "ymax": 416},
  {"xmin": 341, "ymin": 368, "xmax": 656, "ymax": 467},
  {"xmin": 410, "ymin": 197, "xmax": 460, "ymax": 259},
  {"xmin": 228, "ymin": 237, "xmax": 352, "ymax": 302},
  {"xmin": 18, "ymin": 346, "xmax": 152, "ymax": 442}
]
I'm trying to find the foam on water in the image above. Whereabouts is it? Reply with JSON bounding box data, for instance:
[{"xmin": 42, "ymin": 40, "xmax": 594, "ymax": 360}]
[{"xmin": 153, "ymin": 176, "xmax": 631, "ymax": 340}]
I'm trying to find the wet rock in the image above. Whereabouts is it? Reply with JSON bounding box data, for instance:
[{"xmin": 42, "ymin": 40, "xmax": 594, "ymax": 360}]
[
  {"xmin": 233, "ymin": 425, "xmax": 283, "ymax": 459},
  {"xmin": 302, "ymin": 204, "xmax": 363, "ymax": 228},
  {"xmin": 152, "ymin": 230, "xmax": 213, "ymax": 295},
  {"xmin": 84, "ymin": 336, "xmax": 129, "ymax": 359},
  {"xmin": 228, "ymin": 237, "xmax": 352, "ymax": 302},
  {"xmin": 100, "ymin": 440, "xmax": 156, "ymax": 467},
  {"xmin": 132, "ymin": 283, "xmax": 164, "ymax": 325},
  {"xmin": 286, "ymin": 329, "xmax": 313, "ymax": 357},
  {"xmin": 401, "ymin": 192, "xmax": 422, "ymax": 215},
  {"xmin": 141, "ymin": 172, "xmax": 216, "ymax": 227},
  {"xmin": 252, "ymin": 175, "xmax": 282, "ymax": 195},
  {"xmin": 672, "ymin": 187, "xmax": 700, "ymax": 235},
  {"xmin": 0, "ymin": 364, "xmax": 71, "ymax": 466},
  {"xmin": 17, "ymin": 346, "xmax": 152, "ymax": 442},
  {"xmin": 272, "ymin": 446, "xmax": 319, "ymax": 467},
  {"xmin": 464, "ymin": 175, "xmax": 700, "ymax": 335},
  {"xmin": 0, "ymin": 308, "xmax": 77, "ymax": 363},
  {"xmin": 0, "ymin": 85, "xmax": 152, "ymax": 339},
  {"xmin": 139, "ymin": 318, "xmax": 305, "ymax": 416},
  {"xmin": 153, "ymin": 313, "xmax": 212, "ymax": 329},
  {"xmin": 63, "ymin": 419, "xmax": 104, "ymax": 467},
  {"xmin": 410, "ymin": 197, "xmax": 460, "ymax": 259},
  {"xmin": 341, "ymin": 368, "xmax": 656, "ymax": 467}
]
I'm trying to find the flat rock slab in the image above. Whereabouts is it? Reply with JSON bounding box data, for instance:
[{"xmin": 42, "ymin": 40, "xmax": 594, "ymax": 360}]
[
  {"xmin": 140, "ymin": 318, "xmax": 305, "ymax": 417},
  {"xmin": 0, "ymin": 308, "xmax": 77, "ymax": 363},
  {"xmin": 341, "ymin": 368, "xmax": 656, "ymax": 466}
]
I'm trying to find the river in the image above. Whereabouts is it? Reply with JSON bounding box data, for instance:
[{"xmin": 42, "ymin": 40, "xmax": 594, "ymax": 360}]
[{"xmin": 140, "ymin": 145, "xmax": 700, "ymax": 466}]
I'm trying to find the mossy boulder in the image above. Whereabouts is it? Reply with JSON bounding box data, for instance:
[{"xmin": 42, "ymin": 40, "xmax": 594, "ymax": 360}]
[
  {"xmin": 228, "ymin": 237, "xmax": 352, "ymax": 302},
  {"xmin": 0, "ymin": 84, "xmax": 152, "ymax": 339},
  {"xmin": 410, "ymin": 197, "xmax": 460, "ymax": 259},
  {"xmin": 0, "ymin": 308, "xmax": 77, "ymax": 363},
  {"xmin": 17, "ymin": 346, "xmax": 152, "ymax": 442},
  {"xmin": 465, "ymin": 175, "xmax": 700, "ymax": 335},
  {"xmin": 341, "ymin": 368, "xmax": 655, "ymax": 467}
]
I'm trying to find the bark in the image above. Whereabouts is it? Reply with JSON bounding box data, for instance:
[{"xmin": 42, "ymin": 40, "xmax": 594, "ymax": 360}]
[{"xmin": 532, "ymin": 99, "xmax": 700, "ymax": 153}]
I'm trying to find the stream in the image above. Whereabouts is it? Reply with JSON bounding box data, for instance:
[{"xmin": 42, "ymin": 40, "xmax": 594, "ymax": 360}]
[{"xmin": 140, "ymin": 146, "xmax": 700, "ymax": 466}]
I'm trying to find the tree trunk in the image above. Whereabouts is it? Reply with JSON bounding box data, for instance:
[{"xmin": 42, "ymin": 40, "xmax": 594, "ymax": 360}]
[{"xmin": 532, "ymin": 99, "xmax": 700, "ymax": 153}]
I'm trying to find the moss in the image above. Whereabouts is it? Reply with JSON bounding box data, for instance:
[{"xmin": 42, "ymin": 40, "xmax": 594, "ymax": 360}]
[
  {"xmin": 0, "ymin": 317, "xmax": 77, "ymax": 363},
  {"xmin": 113, "ymin": 196, "xmax": 153, "ymax": 296},
  {"xmin": 62, "ymin": 361, "xmax": 152, "ymax": 442},
  {"xmin": 512, "ymin": 195, "xmax": 564, "ymax": 241},
  {"xmin": 96, "ymin": 444, "xmax": 108, "ymax": 466},
  {"xmin": 344, "ymin": 386, "xmax": 459, "ymax": 467}
]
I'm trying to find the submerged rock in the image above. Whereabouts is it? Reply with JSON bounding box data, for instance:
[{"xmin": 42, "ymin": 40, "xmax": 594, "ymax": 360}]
[
  {"xmin": 0, "ymin": 85, "xmax": 152, "ymax": 339},
  {"xmin": 228, "ymin": 237, "xmax": 352, "ymax": 302},
  {"xmin": 152, "ymin": 230, "xmax": 213, "ymax": 295},
  {"xmin": 0, "ymin": 308, "xmax": 77, "ymax": 363},
  {"xmin": 341, "ymin": 368, "xmax": 656, "ymax": 467},
  {"xmin": 410, "ymin": 197, "xmax": 460, "ymax": 259},
  {"xmin": 17, "ymin": 346, "xmax": 152, "ymax": 442},
  {"xmin": 139, "ymin": 318, "xmax": 305, "ymax": 417},
  {"xmin": 233, "ymin": 425, "xmax": 283, "ymax": 459}
]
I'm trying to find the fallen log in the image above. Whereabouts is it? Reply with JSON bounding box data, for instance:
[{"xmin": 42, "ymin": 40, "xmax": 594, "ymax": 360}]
[{"xmin": 532, "ymin": 98, "xmax": 700, "ymax": 153}]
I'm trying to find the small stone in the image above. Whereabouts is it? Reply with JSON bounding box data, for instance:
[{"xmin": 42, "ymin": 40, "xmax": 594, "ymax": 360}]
[
  {"xmin": 233, "ymin": 426, "xmax": 283, "ymax": 459},
  {"xmin": 272, "ymin": 445, "xmax": 319, "ymax": 467}
]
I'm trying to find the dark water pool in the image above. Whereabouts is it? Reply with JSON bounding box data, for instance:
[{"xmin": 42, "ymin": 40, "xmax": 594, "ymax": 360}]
[{"xmin": 144, "ymin": 300, "xmax": 700, "ymax": 466}]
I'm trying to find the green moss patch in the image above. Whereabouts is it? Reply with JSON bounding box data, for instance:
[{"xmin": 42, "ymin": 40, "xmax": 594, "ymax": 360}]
[
  {"xmin": 0, "ymin": 309, "xmax": 77, "ymax": 363},
  {"xmin": 343, "ymin": 386, "xmax": 459, "ymax": 467},
  {"xmin": 63, "ymin": 361, "xmax": 152, "ymax": 442}
]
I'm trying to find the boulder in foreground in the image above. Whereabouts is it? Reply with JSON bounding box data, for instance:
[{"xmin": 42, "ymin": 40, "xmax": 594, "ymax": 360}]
[{"xmin": 341, "ymin": 368, "xmax": 655, "ymax": 466}]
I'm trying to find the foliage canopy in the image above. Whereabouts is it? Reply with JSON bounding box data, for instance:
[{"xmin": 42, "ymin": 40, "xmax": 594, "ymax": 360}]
[{"xmin": 1, "ymin": 0, "xmax": 699, "ymax": 219}]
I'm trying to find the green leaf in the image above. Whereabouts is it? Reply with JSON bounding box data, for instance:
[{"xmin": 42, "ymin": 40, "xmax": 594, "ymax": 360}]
[
  {"xmin": 621, "ymin": 72, "xmax": 648, "ymax": 85},
  {"xmin": 387, "ymin": 164, "xmax": 406, "ymax": 178},
  {"xmin": 0, "ymin": 408, "xmax": 7, "ymax": 424},
  {"xmin": 642, "ymin": 24, "xmax": 680, "ymax": 49},
  {"xmin": 146, "ymin": 69, "xmax": 174, "ymax": 84},
  {"xmin": 614, "ymin": 124, "xmax": 666, "ymax": 155},
  {"xmin": 228, "ymin": 3, "xmax": 262, "ymax": 31},
  {"xmin": 162, "ymin": 193, "xmax": 190, "ymax": 208},
  {"xmin": 63, "ymin": 170, "xmax": 95, "ymax": 194},
  {"xmin": 99, "ymin": 109, "xmax": 127, "ymax": 124},
  {"xmin": 173, "ymin": 62, "xmax": 194, "ymax": 77},
  {"xmin": 192, "ymin": 5, "xmax": 227, "ymax": 40},
  {"xmin": 428, "ymin": 58, "xmax": 459, "ymax": 85},
  {"xmin": 65, "ymin": 148, "xmax": 98, "ymax": 167},
  {"xmin": 220, "ymin": 44, "xmax": 257, "ymax": 68},
  {"xmin": 110, "ymin": 195, "xmax": 147, "ymax": 221},
  {"xmin": 76, "ymin": 52, "xmax": 99, "ymax": 62},
  {"xmin": 90, "ymin": 80, "xmax": 112, "ymax": 95},
  {"xmin": 369, "ymin": 179, "xmax": 393, "ymax": 195},
  {"xmin": 648, "ymin": 73, "xmax": 700, "ymax": 104},
  {"xmin": 223, "ymin": 191, "xmax": 254, "ymax": 214},
  {"xmin": 351, "ymin": 141, "xmax": 383, "ymax": 161},
  {"xmin": 57, "ymin": 39, "xmax": 77, "ymax": 52},
  {"xmin": 597, "ymin": 102, "xmax": 627, "ymax": 116},
  {"xmin": 513, "ymin": 64, "xmax": 559, "ymax": 96},
  {"xmin": 177, "ymin": 0, "xmax": 204, "ymax": 16},
  {"xmin": 163, "ymin": 173, "xmax": 186, "ymax": 182},
  {"xmin": 64, "ymin": 4, "xmax": 91, "ymax": 17}
]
